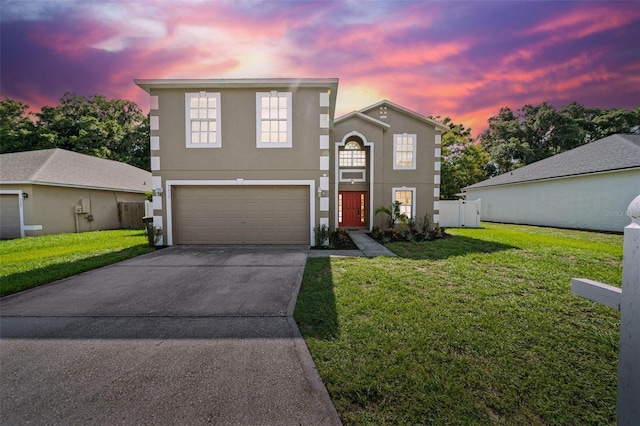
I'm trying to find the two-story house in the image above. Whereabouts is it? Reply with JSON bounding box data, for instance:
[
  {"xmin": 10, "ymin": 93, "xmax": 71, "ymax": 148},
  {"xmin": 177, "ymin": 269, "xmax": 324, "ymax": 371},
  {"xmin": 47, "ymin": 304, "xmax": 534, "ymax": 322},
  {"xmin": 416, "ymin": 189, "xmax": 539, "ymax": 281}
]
[{"xmin": 135, "ymin": 78, "xmax": 446, "ymax": 246}]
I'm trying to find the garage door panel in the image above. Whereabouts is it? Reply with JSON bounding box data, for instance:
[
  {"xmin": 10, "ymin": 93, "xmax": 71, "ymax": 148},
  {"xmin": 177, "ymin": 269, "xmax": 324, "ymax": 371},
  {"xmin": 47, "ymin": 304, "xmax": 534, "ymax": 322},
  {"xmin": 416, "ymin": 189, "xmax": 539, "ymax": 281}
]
[{"xmin": 173, "ymin": 186, "xmax": 309, "ymax": 244}]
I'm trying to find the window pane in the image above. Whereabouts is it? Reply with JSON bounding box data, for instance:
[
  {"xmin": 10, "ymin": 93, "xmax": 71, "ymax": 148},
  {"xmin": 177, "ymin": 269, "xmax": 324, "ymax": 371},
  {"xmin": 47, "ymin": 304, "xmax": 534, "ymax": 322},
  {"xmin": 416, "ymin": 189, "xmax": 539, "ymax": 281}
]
[
  {"xmin": 208, "ymin": 109, "xmax": 216, "ymax": 119},
  {"xmin": 279, "ymin": 96, "xmax": 287, "ymax": 109},
  {"xmin": 191, "ymin": 122, "xmax": 199, "ymax": 132},
  {"xmin": 262, "ymin": 108, "xmax": 270, "ymax": 119},
  {"xmin": 208, "ymin": 97, "xmax": 216, "ymax": 108},
  {"xmin": 278, "ymin": 121, "xmax": 287, "ymax": 132},
  {"xmin": 192, "ymin": 132, "xmax": 200, "ymax": 143},
  {"xmin": 278, "ymin": 132, "xmax": 287, "ymax": 143},
  {"xmin": 198, "ymin": 98, "xmax": 206, "ymax": 108},
  {"xmin": 261, "ymin": 132, "xmax": 270, "ymax": 143},
  {"xmin": 190, "ymin": 98, "xmax": 199, "ymax": 108},
  {"xmin": 270, "ymin": 97, "xmax": 278, "ymax": 109},
  {"xmin": 208, "ymin": 132, "xmax": 216, "ymax": 142},
  {"xmin": 261, "ymin": 97, "xmax": 270, "ymax": 108}
]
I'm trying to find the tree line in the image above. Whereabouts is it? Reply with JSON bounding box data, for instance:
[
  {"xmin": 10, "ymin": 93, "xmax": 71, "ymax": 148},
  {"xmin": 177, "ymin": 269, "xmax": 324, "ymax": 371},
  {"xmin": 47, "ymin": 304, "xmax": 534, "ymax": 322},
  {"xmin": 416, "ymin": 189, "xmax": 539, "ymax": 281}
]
[
  {"xmin": 0, "ymin": 93, "xmax": 150, "ymax": 171},
  {"xmin": 437, "ymin": 102, "xmax": 639, "ymax": 199},
  {"xmin": 1, "ymin": 93, "xmax": 638, "ymax": 196}
]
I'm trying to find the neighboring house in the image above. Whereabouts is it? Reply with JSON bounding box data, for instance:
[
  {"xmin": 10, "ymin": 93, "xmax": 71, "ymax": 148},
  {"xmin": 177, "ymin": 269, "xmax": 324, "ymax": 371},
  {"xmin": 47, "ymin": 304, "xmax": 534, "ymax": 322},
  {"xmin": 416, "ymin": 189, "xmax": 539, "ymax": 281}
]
[
  {"xmin": 462, "ymin": 134, "xmax": 640, "ymax": 232},
  {"xmin": 0, "ymin": 149, "xmax": 152, "ymax": 239},
  {"xmin": 134, "ymin": 78, "xmax": 447, "ymax": 245}
]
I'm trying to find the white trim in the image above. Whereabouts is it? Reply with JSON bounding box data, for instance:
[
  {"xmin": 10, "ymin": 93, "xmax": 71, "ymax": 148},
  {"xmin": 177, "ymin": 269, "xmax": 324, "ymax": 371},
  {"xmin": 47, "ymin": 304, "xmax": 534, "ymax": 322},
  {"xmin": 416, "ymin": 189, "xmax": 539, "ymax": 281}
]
[
  {"xmin": 319, "ymin": 92, "xmax": 330, "ymax": 107},
  {"xmin": 165, "ymin": 179, "xmax": 316, "ymax": 246},
  {"xmin": 23, "ymin": 225, "xmax": 42, "ymax": 231},
  {"xmin": 392, "ymin": 187, "xmax": 417, "ymax": 219},
  {"xmin": 319, "ymin": 135, "xmax": 329, "ymax": 150},
  {"xmin": 435, "ymin": 161, "xmax": 441, "ymax": 171},
  {"xmin": 256, "ymin": 92, "xmax": 293, "ymax": 148},
  {"xmin": 0, "ymin": 190, "xmax": 25, "ymax": 238},
  {"xmin": 320, "ymin": 114, "xmax": 329, "ymax": 129},
  {"xmin": 393, "ymin": 133, "xmax": 417, "ymax": 170},
  {"xmin": 150, "ymin": 136, "xmax": 160, "ymax": 151},
  {"xmin": 320, "ymin": 156, "xmax": 329, "ymax": 171},
  {"xmin": 434, "ymin": 147, "xmax": 441, "ymax": 158},
  {"xmin": 185, "ymin": 92, "xmax": 222, "ymax": 148},
  {"xmin": 335, "ymin": 131, "xmax": 374, "ymax": 230},
  {"xmin": 150, "ymin": 116, "xmax": 159, "ymax": 130},
  {"xmin": 150, "ymin": 156, "xmax": 160, "ymax": 171},
  {"xmin": 152, "ymin": 195, "xmax": 162, "ymax": 210},
  {"xmin": 320, "ymin": 197, "xmax": 329, "ymax": 211},
  {"xmin": 319, "ymin": 176, "xmax": 329, "ymax": 191},
  {"xmin": 149, "ymin": 95, "xmax": 159, "ymax": 110},
  {"xmin": 339, "ymin": 169, "xmax": 366, "ymax": 182}
]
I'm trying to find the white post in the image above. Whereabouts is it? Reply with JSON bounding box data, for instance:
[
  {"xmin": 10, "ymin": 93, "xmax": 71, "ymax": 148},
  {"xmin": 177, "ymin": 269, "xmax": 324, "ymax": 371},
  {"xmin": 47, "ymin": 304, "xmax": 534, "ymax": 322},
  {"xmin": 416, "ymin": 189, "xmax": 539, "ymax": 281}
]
[{"xmin": 618, "ymin": 194, "xmax": 640, "ymax": 425}]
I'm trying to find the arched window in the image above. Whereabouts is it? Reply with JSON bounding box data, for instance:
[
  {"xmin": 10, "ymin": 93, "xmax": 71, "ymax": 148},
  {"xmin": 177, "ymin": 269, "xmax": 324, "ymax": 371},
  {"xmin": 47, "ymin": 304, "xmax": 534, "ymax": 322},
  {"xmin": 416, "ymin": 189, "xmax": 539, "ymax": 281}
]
[{"xmin": 339, "ymin": 140, "xmax": 366, "ymax": 167}]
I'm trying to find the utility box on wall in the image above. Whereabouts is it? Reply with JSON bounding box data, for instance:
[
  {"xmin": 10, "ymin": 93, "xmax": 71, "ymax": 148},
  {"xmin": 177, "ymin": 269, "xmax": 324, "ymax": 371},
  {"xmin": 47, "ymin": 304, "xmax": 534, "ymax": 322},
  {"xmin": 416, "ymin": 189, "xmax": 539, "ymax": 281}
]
[
  {"xmin": 439, "ymin": 199, "xmax": 481, "ymax": 228},
  {"xmin": 80, "ymin": 199, "xmax": 91, "ymax": 213}
]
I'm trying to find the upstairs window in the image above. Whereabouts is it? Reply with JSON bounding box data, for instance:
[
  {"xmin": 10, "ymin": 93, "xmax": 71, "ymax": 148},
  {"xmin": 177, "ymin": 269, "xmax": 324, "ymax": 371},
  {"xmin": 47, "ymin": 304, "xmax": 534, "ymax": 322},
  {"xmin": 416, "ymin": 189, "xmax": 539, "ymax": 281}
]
[
  {"xmin": 256, "ymin": 91, "xmax": 292, "ymax": 148},
  {"xmin": 394, "ymin": 133, "xmax": 416, "ymax": 169},
  {"xmin": 339, "ymin": 140, "xmax": 366, "ymax": 167},
  {"xmin": 185, "ymin": 92, "xmax": 221, "ymax": 148}
]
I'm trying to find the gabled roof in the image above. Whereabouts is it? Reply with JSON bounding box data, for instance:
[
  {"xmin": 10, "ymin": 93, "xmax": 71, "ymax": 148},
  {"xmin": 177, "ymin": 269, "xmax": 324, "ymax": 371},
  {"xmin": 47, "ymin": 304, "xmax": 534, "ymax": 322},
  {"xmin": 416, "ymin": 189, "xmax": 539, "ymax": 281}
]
[
  {"xmin": 359, "ymin": 100, "xmax": 449, "ymax": 131},
  {"xmin": 0, "ymin": 149, "xmax": 152, "ymax": 193},
  {"xmin": 334, "ymin": 111, "xmax": 391, "ymax": 128},
  {"xmin": 464, "ymin": 134, "xmax": 640, "ymax": 190}
]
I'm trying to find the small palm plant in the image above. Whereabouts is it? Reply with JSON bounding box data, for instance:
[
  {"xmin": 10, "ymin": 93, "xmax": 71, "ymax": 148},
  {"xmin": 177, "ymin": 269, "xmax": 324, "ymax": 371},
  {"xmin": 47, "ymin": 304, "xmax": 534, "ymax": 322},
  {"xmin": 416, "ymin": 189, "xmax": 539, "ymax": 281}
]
[{"xmin": 374, "ymin": 200, "xmax": 407, "ymax": 229}]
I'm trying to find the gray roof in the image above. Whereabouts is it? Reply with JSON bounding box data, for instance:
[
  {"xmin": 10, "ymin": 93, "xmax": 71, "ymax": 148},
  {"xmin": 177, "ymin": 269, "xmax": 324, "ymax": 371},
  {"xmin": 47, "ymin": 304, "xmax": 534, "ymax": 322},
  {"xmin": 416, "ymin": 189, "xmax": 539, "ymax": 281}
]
[
  {"xmin": 0, "ymin": 149, "xmax": 151, "ymax": 193},
  {"xmin": 464, "ymin": 134, "xmax": 640, "ymax": 190}
]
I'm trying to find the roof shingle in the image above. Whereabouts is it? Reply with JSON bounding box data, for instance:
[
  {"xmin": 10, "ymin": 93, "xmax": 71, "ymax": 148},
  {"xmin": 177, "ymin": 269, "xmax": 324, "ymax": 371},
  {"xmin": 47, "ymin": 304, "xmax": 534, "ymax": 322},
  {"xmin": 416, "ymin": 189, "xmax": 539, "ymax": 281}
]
[
  {"xmin": 464, "ymin": 134, "xmax": 640, "ymax": 190},
  {"xmin": 0, "ymin": 149, "xmax": 151, "ymax": 193}
]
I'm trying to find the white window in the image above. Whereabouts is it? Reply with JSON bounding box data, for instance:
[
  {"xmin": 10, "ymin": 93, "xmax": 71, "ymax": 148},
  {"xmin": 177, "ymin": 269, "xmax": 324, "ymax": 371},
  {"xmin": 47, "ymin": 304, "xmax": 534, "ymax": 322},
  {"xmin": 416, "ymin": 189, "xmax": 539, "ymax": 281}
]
[
  {"xmin": 393, "ymin": 133, "xmax": 417, "ymax": 169},
  {"xmin": 256, "ymin": 91, "xmax": 292, "ymax": 148},
  {"xmin": 185, "ymin": 92, "xmax": 221, "ymax": 148},
  {"xmin": 339, "ymin": 141, "xmax": 366, "ymax": 167},
  {"xmin": 392, "ymin": 187, "xmax": 416, "ymax": 218}
]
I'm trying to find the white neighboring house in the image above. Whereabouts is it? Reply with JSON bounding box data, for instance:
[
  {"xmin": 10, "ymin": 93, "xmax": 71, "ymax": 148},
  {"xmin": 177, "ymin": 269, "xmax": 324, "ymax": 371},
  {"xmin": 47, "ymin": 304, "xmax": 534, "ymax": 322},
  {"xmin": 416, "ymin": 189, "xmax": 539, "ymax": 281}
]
[{"xmin": 462, "ymin": 134, "xmax": 640, "ymax": 233}]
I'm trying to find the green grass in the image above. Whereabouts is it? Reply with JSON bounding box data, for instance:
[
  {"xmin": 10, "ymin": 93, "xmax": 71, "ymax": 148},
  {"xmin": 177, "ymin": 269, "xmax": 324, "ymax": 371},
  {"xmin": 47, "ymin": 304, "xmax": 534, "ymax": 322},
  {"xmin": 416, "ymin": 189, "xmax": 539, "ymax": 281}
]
[
  {"xmin": 0, "ymin": 230, "xmax": 154, "ymax": 297},
  {"xmin": 295, "ymin": 223, "xmax": 623, "ymax": 425}
]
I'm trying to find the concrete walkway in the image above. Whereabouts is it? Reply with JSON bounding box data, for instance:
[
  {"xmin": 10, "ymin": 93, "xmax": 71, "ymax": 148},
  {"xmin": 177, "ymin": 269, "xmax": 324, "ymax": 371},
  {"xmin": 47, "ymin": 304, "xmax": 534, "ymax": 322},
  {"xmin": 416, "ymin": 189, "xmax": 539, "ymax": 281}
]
[
  {"xmin": 0, "ymin": 245, "xmax": 342, "ymax": 425},
  {"xmin": 347, "ymin": 230, "xmax": 398, "ymax": 257}
]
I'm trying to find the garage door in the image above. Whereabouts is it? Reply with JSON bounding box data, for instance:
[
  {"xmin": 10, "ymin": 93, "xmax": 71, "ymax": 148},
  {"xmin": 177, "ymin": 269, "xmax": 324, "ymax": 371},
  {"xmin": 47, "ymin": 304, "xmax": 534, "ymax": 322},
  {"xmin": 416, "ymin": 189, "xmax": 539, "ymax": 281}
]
[
  {"xmin": 173, "ymin": 185, "xmax": 310, "ymax": 244},
  {"xmin": 0, "ymin": 194, "xmax": 22, "ymax": 239}
]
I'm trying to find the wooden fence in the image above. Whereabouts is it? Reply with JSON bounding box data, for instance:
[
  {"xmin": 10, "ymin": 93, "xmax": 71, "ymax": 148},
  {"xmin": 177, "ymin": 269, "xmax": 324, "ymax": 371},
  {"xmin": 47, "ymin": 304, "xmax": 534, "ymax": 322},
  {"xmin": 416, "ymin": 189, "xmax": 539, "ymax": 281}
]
[{"xmin": 118, "ymin": 201, "xmax": 146, "ymax": 229}]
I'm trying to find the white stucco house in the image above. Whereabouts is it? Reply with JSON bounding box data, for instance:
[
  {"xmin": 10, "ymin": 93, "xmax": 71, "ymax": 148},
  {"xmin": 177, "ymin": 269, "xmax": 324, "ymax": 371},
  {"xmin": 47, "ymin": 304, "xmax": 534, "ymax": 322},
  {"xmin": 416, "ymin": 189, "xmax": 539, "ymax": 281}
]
[{"xmin": 462, "ymin": 134, "xmax": 640, "ymax": 233}]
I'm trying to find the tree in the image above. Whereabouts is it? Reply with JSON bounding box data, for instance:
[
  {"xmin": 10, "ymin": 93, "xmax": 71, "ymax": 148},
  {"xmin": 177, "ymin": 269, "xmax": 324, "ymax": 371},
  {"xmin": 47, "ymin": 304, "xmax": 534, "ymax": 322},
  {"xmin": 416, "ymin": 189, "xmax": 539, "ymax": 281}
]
[
  {"xmin": 0, "ymin": 97, "xmax": 36, "ymax": 153},
  {"xmin": 479, "ymin": 102, "xmax": 640, "ymax": 176},
  {"xmin": 436, "ymin": 117, "xmax": 490, "ymax": 199},
  {"xmin": 479, "ymin": 107, "xmax": 531, "ymax": 175},
  {"xmin": 35, "ymin": 93, "xmax": 150, "ymax": 170}
]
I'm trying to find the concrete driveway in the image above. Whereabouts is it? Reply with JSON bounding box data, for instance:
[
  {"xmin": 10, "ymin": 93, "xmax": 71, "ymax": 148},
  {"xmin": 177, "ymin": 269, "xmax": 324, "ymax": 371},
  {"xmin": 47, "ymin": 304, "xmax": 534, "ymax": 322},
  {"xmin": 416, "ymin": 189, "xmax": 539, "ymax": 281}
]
[{"xmin": 0, "ymin": 245, "xmax": 341, "ymax": 425}]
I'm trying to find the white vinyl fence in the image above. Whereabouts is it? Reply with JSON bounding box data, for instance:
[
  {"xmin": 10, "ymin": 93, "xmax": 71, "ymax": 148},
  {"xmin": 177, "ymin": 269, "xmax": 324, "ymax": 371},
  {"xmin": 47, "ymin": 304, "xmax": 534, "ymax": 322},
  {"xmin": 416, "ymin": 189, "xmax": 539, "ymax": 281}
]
[
  {"xmin": 571, "ymin": 193, "xmax": 640, "ymax": 425},
  {"xmin": 438, "ymin": 199, "xmax": 481, "ymax": 228}
]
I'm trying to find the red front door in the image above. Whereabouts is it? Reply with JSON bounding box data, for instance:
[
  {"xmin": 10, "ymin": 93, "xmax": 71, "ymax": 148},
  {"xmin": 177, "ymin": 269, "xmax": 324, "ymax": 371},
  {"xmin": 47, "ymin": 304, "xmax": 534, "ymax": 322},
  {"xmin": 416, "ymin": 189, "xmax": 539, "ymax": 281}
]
[{"xmin": 339, "ymin": 192, "xmax": 366, "ymax": 227}]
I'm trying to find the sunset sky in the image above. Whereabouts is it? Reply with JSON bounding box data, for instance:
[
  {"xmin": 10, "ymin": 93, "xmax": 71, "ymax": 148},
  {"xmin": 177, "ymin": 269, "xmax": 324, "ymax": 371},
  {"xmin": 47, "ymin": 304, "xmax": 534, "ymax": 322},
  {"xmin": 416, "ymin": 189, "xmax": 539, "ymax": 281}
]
[{"xmin": 2, "ymin": 0, "xmax": 639, "ymax": 136}]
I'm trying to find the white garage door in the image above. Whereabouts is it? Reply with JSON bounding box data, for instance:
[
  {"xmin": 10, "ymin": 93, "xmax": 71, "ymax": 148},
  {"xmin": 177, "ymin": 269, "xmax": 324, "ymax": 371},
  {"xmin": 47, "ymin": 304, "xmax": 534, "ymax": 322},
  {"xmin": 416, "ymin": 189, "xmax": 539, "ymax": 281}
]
[
  {"xmin": 173, "ymin": 185, "xmax": 310, "ymax": 244},
  {"xmin": 0, "ymin": 194, "xmax": 22, "ymax": 239}
]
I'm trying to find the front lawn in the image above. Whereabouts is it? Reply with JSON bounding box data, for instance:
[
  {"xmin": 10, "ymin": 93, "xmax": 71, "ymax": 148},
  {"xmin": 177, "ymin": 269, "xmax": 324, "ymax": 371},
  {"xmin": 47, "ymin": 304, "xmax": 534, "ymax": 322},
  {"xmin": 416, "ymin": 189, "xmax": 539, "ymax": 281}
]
[
  {"xmin": 295, "ymin": 223, "xmax": 622, "ymax": 425},
  {"xmin": 0, "ymin": 230, "xmax": 153, "ymax": 297}
]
